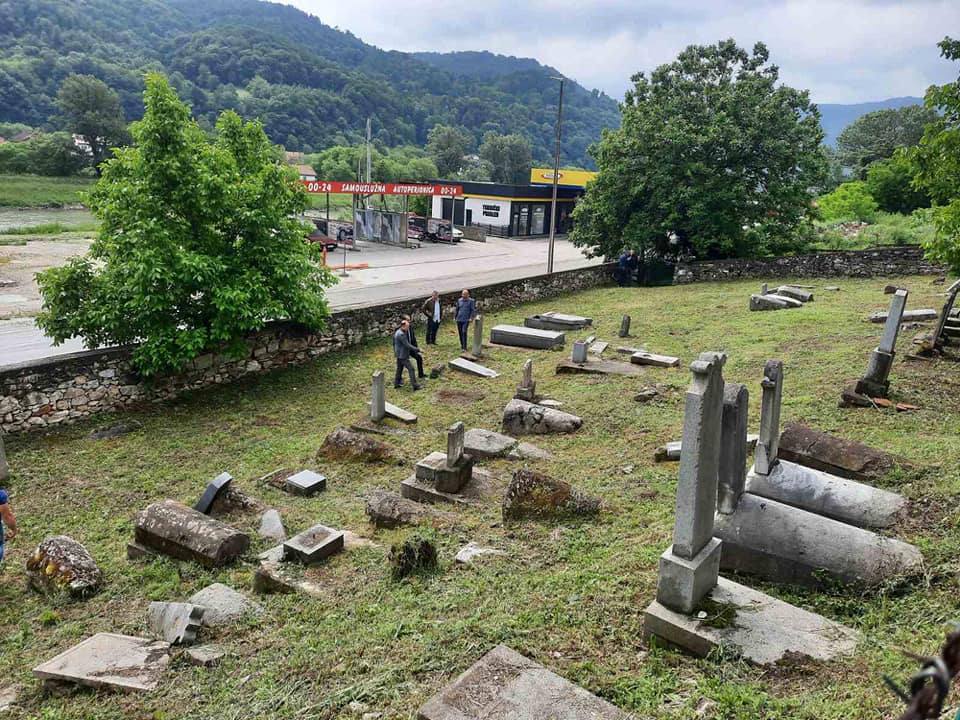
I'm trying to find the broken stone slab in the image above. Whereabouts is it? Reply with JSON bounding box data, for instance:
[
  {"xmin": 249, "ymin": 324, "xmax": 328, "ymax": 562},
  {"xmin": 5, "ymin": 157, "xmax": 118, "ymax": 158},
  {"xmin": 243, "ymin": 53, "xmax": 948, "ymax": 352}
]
[
  {"xmin": 767, "ymin": 294, "xmax": 804, "ymax": 307},
  {"xmin": 776, "ymin": 286, "xmax": 814, "ymax": 303},
  {"xmin": 284, "ymin": 470, "xmax": 327, "ymax": 497},
  {"xmin": 713, "ymin": 492, "xmax": 923, "ymax": 586},
  {"xmin": 320, "ymin": 426, "xmax": 394, "ymax": 462},
  {"xmin": 25, "ymin": 536, "xmax": 102, "ymax": 598},
  {"xmin": 655, "ymin": 435, "xmax": 760, "ymax": 462},
  {"xmin": 370, "ymin": 371, "xmax": 386, "ymax": 422},
  {"xmin": 555, "ymin": 357, "xmax": 643, "ymax": 376},
  {"xmin": 463, "ymin": 428, "xmax": 518, "ymax": 459},
  {"xmin": 870, "ymin": 308, "xmax": 938, "ymax": 323},
  {"xmin": 501, "ymin": 468, "xmax": 601, "ymax": 521},
  {"xmin": 630, "ymin": 351, "xmax": 680, "ymax": 368},
  {"xmin": 147, "ymin": 601, "xmax": 205, "ymax": 645},
  {"xmin": 523, "ymin": 311, "xmax": 592, "ymax": 331},
  {"xmin": 258, "ymin": 509, "xmax": 286, "ymax": 543},
  {"xmin": 619, "ymin": 314, "xmax": 631, "ymax": 337},
  {"xmin": 750, "ymin": 294, "xmax": 791, "ymax": 311},
  {"xmin": 186, "ymin": 644, "xmax": 226, "ymax": 667},
  {"xmin": 377, "ymin": 401, "xmax": 418, "ymax": 424},
  {"xmin": 134, "ymin": 500, "xmax": 250, "ymax": 568},
  {"xmin": 194, "ymin": 472, "xmax": 233, "ymax": 515},
  {"xmin": 33, "ymin": 633, "xmax": 170, "ymax": 693},
  {"xmin": 490, "ymin": 324, "xmax": 565, "ymax": 350},
  {"xmin": 416, "ymin": 450, "xmax": 474, "ymax": 494},
  {"xmin": 643, "ymin": 576, "xmax": 858, "ymax": 665},
  {"xmin": 744, "ymin": 459, "xmax": 906, "ymax": 528},
  {"xmin": 448, "ymin": 357, "xmax": 500, "ymax": 378},
  {"xmin": 778, "ymin": 422, "xmax": 910, "ymax": 482},
  {"xmin": 253, "ymin": 562, "xmax": 326, "ymax": 597},
  {"xmin": 839, "ymin": 383, "xmax": 874, "ymax": 408},
  {"xmin": 401, "ymin": 468, "xmax": 497, "ymax": 506},
  {"xmin": 418, "ymin": 644, "xmax": 630, "ymax": 720},
  {"xmin": 454, "ymin": 542, "xmax": 506, "ymax": 564},
  {"xmin": 364, "ymin": 489, "xmax": 454, "ymax": 528},
  {"xmin": 506, "ymin": 442, "xmax": 551, "ymax": 461},
  {"xmin": 502, "ymin": 399, "xmax": 583, "ymax": 435},
  {"xmin": 589, "ymin": 340, "xmax": 609, "ymax": 355},
  {"xmin": 188, "ymin": 583, "xmax": 263, "ymax": 627},
  {"xmin": 615, "ymin": 345, "xmax": 644, "ymax": 356},
  {"xmin": 283, "ymin": 524, "xmax": 345, "ymax": 565}
]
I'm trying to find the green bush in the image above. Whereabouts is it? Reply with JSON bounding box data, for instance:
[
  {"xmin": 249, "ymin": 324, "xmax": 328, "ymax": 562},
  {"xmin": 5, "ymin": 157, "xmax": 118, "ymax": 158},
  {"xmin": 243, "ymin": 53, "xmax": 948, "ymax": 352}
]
[
  {"xmin": 865, "ymin": 155, "xmax": 930, "ymax": 214},
  {"xmin": 817, "ymin": 181, "xmax": 879, "ymax": 223},
  {"xmin": 0, "ymin": 132, "xmax": 86, "ymax": 176}
]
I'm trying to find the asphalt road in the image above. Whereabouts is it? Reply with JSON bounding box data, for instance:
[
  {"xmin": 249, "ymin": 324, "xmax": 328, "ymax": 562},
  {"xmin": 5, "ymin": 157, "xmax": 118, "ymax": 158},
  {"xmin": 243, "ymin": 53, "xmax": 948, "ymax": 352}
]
[{"xmin": 0, "ymin": 236, "xmax": 600, "ymax": 367}]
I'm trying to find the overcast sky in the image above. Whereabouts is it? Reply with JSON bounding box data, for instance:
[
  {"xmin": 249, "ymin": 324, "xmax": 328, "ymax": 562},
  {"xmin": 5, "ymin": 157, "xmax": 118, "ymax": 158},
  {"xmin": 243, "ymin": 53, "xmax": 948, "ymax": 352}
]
[{"xmin": 284, "ymin": 0, "xmax": 959, "ymax": 104}]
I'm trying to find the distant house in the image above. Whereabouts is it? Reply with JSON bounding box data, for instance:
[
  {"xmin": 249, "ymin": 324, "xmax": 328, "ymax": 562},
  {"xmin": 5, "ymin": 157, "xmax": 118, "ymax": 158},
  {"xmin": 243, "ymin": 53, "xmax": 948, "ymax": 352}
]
[
  {"xmin": 72, "ymin": 134, "xmax": 93, "ymax": 157},
  {"xmin": 296, "ymin": 164, "xmax": 317, "ymax": 181},
  {"xmin": 285, "ymin": 151, "xmax": 305, "ymax": 165},
  {"xmin": 10, "ymin": 130, "xmax": 34, "ymax": 143}
]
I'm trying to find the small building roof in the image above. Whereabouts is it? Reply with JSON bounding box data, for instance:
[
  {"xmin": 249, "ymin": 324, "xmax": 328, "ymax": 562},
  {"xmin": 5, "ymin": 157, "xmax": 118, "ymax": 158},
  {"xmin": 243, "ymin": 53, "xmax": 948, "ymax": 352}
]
[{"xmin": 296, "ymin": 164, "xmax": 317, "ymax": 176}]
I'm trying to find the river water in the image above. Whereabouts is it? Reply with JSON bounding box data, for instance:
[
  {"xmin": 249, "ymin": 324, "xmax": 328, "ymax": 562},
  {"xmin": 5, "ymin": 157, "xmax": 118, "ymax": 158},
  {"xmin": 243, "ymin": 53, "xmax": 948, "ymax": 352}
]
[{"xmin": 0, "ymin": 207, "xmax": 95, "ymax": 232}]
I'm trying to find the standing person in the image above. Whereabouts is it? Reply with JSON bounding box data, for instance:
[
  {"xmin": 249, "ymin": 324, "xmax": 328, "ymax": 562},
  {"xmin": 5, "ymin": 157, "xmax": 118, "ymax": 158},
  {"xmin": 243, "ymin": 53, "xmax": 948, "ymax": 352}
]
[
  {"xmin": 403, "ymin": 314, "xmax": 427, "ymax": 380},
  {"xmin": 421, "ymin": 290, "xmax": 442, "ymax": 345},
  {"xmin": 0, "ymin": 487, "xmax": 16, "ymax": 568},
  {"xmin": 455, "ymin": 289, "xmax": 476, "ymax": 352},
  {"xmin": 627, "ymin": 248, "xmax": 640, "ymax": 285},
  {"xmin": 393, "ymin": 319, "xmax": 422, "ymax": 391},
  {"xmin": 617, "ymin": 249, "xmax": 632, "ymax": 287}
]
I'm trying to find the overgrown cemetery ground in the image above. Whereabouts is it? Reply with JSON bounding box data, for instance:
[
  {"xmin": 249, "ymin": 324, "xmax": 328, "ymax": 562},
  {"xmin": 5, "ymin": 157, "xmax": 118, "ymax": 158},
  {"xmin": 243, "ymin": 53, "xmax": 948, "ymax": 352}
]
[{"xmin": 2, "ymin": 274, "xmax": 959, "ymax": 719}]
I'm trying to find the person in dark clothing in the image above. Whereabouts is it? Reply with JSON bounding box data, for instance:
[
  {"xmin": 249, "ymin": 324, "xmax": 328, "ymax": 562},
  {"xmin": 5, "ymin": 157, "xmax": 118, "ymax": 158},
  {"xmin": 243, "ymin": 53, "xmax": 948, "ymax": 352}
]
[
  {"xmin": 627, "ymin": 249, "xmax": 640, "ymax": 285},
  {"xmin": 454, "ymin": 289, "xmax": 476, "ymax": 351},
  {"xmin": 617, "ymin": 250, "xmax": 633, "ymax": 286},
  {"xmin": 393, "ymin": 319, "xmax": 422, "ymax": 390},
  {"xmin": 421, "ymin": 290, "xmax": 441, "ymax": 345},
  {"xmin": 403, "ymin": 315, "xmax": 427, "ymax": 379}
]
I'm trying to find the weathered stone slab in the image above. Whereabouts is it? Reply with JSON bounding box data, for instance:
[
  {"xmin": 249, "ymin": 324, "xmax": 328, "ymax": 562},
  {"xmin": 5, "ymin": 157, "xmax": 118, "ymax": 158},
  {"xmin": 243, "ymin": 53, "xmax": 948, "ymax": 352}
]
[
  {"xmin": 321, "ymin": 426, "xmax": 394, "ymax": 461},
  {"xmin": 750, "ymin": 294, "xmax": 791, "ymax": 311},
  {"xmin": 283, "ymin": 524, "xmax": 345, "ymax": 565},
  {"xmin": 194, "ymin": 472, "xmax": 233, "ymax": 515},
  {"xmin": 502, "ymin": 469, "xmax": 601, "ymax": 521},
  {"xmin": 767, "ymin": 294, "xmax": 804, "ymax": 307},
  {"xmin": 523, "ymin": 311, "xmax": 592, "ymax": 331},
  {"xmin": 448, "ymin": 357, "xmax": 500, "ymax": 378},
  {"xmin": 253, "ymin": 562, "xmax": 326, "ymax": 597},
  {"xmin": 147, "ymin": 601, "xmax": 205, "ymax": 645},
  {"xmin": 134, "ymin": 500, "xmax": 250, "ymax": 568},
  {"xmin": 258, "ymin": 509, "xmax": 286, "ymax": 543},
  {"xmin": 775, "ymin": 286, "xmax": 814, "ymax": 303},
  {"xmin": 463, "ymin": 428, "xmax": 518, "ymax": 459},
  {"xmin": 643, "ymin": 577, "xmax": 858, "ymax": 665},
  {"xmin": 33, "ymin": 633, "xmax": 170, "ymax": 693},
  {"xmin": 630, "ymin": 351, "xmax": 680, "ymax": 368},
  {"xmin": 754, "ymin": 359, "xmax": 783, "ymax": 475},
  {"xmin": 555, "ymin": 357, "xmax": 643, "ymax": 376},
  {"xmin": 382, "ymin": 401, "xmax": 418, "ymax": 424},
  {"xmin": 717, "ymin": 383, "xmax": 748, "ymax": 515},
  {"xmin": 501, "ymin": 399, "xmax": 582, "ymax": 435},
  {"xmin": 619, "ymin": 314, "xmax": 631, "ymax": 337},
  {"xmin": 416, "ymin": 450, "xmax": 474, "ymax": 494},
  {"xmin": 25, "ymin": 535, "xmax": 102, "ymax": 598},
  {"xmin": 365, "ymin": 489, "xmax": 454, "ymax": 528},
  {"xmin": 713, "ymin": 492, "xmax": 922, "ymax": 586},
  {"xmin": 490, "ymin": 324, "xmax": 565, "ymax": 349},
  {"xmin": 418, "ymin": 644, "xmax": 630, "ymax": 720},
  {"xmin": 186, "ymin": 645, "xmax": 226, "ymax": 667},
  {"xmin": 870, "ymin": 308, "xmax": 937, "ymax": 323},
  {"xmin": 654, "ymin": 435, "xmax": 759, "ymax": 462},
  {"xmin": 188, "ymin": 583, "xmax": 262, "ymax": 627},
  {"xmin": 589, "ymin": 341, "xmax": 608, "ymax": 355},
  {"xmin": 571, "ymin": 340, "xmax": 588, "ymax": 364},
  {"xmin": 400, "ymin": 468, "xmax": 497, "ymax": 506},
  {"xmin": 371, "ymin": 371, "xmax": 386, "ymax": 422},
  {"xmin": 472, "ymin": 314, "xmax": 484, "ymax": 357},
  {"xmin": 507, "ymin": 442, "xmax": 551, "ymax": 461},
  {"xmin": 778, "ymin": 422, "xmax": 908, "ymax": 482},
  {"xmin": 744, "ymin": 459, "xmax": 906, "ymax": 528},
  {"xmin": 284, "ymin": 470, "xmax": 327, "ymax": 496}
]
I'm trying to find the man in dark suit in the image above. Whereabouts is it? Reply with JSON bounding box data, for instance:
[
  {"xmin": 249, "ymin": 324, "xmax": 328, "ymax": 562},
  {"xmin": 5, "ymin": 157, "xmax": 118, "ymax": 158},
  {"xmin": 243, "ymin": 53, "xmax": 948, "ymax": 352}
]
[
  {"xmin": 421, "ymin": 290, "xmax": 441, "ymax": 345},
  {"xmin": 403, "ymin": 314, "xmax": 427, "ymax": 379},
  {"xmin": 393, "ymin": 319, "xmax": 422, "ymax": 390}
]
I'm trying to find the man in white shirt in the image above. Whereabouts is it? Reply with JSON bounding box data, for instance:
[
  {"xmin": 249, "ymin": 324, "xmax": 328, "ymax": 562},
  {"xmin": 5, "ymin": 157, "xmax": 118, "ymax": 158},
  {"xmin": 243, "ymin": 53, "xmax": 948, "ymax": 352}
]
[{"xmin": 421, "ymin": 290, "xmax": 442, "ymax": 345}]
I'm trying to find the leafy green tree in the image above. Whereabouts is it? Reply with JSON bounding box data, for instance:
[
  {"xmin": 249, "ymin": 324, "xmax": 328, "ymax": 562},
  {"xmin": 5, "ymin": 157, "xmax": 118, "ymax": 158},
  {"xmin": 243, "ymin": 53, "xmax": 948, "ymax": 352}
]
[
  {"xmin": 56, "ymin": 74, "xmax": 131, "ymax": 174},
  {"xmin": 37, "ymin": 73, "xmax": 335, "ymax": 375},
  {"xmin": 572, "ymin": 40, "xmax": 826, "ymax": 261},
  {"xmin": 479, "ymin": 132, "xmax": 532, "ymax": 184},
  {"xmin": 426, "ymin": 125, "xmax": 473, "ymax": 176},
  {"xmin": 817, "ymin": 181, "xmax": 879, "ymax": 223},
  {"xmin": 865, "ymin": 155, "xmax": 929, "ymax": 214},
  {"xmin": 912, "ymin": 37, "xmax": 960, "ymax": 274},
  {"xmin": 836, "ymin": 104, "xmax": 939, "ymax": 179}
]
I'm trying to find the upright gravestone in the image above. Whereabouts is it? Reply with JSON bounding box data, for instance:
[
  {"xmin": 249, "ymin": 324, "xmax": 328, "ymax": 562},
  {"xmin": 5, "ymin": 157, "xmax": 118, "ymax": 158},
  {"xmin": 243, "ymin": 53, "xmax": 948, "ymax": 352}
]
[
  {"xmin": 370, "ymin": 371, "xmax": 385, "ymax": 422},
  {"xmin": 856, "ymin": 289, "xmax": 908, "ymax": 397},
  {"xmin": 0, "ymin": 432, "xmax": 8, "ymax": 482},
  {"xmin": 618, "ymin": 315, "xmax": 631, "ymax": 338},
  {"xmin": 754, "ymin": 359, "xmax": 783, "ymax": 476},
  {"xmin": 447, "ymin": 421, "xmax": 465, "ymax": 468},
  {"xmin": 571, "ymin": 340, "xmax": 588, "ymax": 364},
  {"xmin": 515, "ymin": 359, "xmax": 536, "ymax": 401},
  {"xmin": 472, "ymin": 314, "xmax": 484, "ymax": 358},
  {"xmin": 655, "ymin": 351, "xmax": 726, "ymax": 614},
  {"xmin": 717, "ymin": 383, "xmax": 748, "ymax": 514}
]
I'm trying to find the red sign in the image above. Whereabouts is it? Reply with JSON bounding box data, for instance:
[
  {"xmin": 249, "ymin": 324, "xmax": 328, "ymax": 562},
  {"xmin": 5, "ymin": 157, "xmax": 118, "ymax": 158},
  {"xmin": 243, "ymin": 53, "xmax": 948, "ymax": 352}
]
[{"xmin": 301, "ymin": 180, "xmax": 462, "ymax": 196}]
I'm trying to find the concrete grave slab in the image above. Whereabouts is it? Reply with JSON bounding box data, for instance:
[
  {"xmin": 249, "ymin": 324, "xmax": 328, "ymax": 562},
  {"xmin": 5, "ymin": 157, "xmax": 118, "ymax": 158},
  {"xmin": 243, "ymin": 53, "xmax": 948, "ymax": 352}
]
[
  {"xmin": 283, "ymin": 524, "xmax": 345, "ymax": 565},
  {"xmin": 134, "ymin": 500, "xmax": 250, "ymax": 568},
  {"xmin": 194, "ymin": 472, "xmax": 233, "ymax": 515},
  {"xmin": 775, "ymin": 286, "xmax": 814, "ymax": 303},
  {"xmin": 369, "ymin": 401, "xmax": 418, "ymax": 424},
  {"xmin": 284, "ymin": 470, "xmax": 327, "ymax": 496},
  {"xmin": 502, "ymin": 399, "xmax": 582, "ymax": 435},
  {"xmin": 186, "ymin": 645, "xmax": 226, "ymax": 667},
  {"xmin": 253, "ymin": 562, "xmax": 326, "ymax": 597},
  {"xmin": 463, "ymin": 428, "xmax": 518, "ymax": 459},
  {"xmin": 778, "ymin": 422, "xmax": 907, "ymax": 482},
  {"xmin": 490, "ymin": 324, "xmax": 565, "ymax": 350},
  {"xmin": 523, "ymin": 311, "xmax": 592, "ymax": 331},
  {"xmin": 506, "ymin": 442, "xmax": 551, "ymax": 461},
  {"xmin": 33, "ymin": 633, "xmax": 170, "ymax": 693},
  {"xmin": 571, "ymin": 340, "xmax": 588, "ymax": 364},
  {"xmin": 417, "ymin": 644, "xmax": 631, "ymax": 720},
  {"xmin": 643, "ymin": 577, "xmax": 858, "ymax": 665},
  {"xmin": 766, "ymin": 294, "xmax": 804, "ymax": 308},
  {"xmin": 654, "ymin": 436, "xmax": 759, "ymax": 463},
  {"xmin": 630, "ymin": 351, "xmax": 680, "ymax": 368},
  {"xmin": 750, "ymin": 294, "xmax": 791, "ymax": 311},
  {"xmin": 416, "ymin": 450, "xmax": 473, "ymax": 494},
  {"xmin": 870, "ymin": 308, "xmax": 937, "ymax": 323},
  {"xmin": 365, "ymin": 489, "xmax": 455, "ymax": 528},
  {"xmin": 147, "ymin": 601, "xmax": 205, "ymax": 645},
  {"xmin": 589, "ymin": 341, "xmax": 609, "ymax": 355},
  {"xmin": 188, "ymin": 583, "xmax": 262, "ymax": 627},
  {"xmin": 449, "ymin": 357, "xmax": 500, "ymax": 378},
  {"xmin": 401, "ymin": 468, "xmax": 497, "ymax": 505},
  {"xmin": 258, "ymin": 509, "xmax": 286, "ymax": 543},
  {"xmin": 555, "ymin": 357, "xmax": 642, "ymax": 376}
]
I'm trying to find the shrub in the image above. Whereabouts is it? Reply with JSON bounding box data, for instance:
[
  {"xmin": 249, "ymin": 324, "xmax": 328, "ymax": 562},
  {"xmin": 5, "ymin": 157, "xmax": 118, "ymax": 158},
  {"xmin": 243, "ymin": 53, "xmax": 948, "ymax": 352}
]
[{"xmin": 817, "ymin": 182, "xmax": 879, "ymax": 223}]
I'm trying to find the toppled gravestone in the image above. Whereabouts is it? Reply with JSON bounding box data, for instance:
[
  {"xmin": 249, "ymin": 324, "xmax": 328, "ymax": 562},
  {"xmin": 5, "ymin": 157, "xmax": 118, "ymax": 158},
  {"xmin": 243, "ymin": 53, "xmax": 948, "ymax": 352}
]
[
  {"xmin": 501, "ymin": 399, "xmax": 582, "ymax": 436},
  {"xmin": 147, "ymin": 602, "xmax": 205, "ymax": 645},
  {"xmin": 319, "ymin": 426, "xmax": 393, "ymax": 462},
  {"xmin": 32, "ymin": 633, "xmax": 170, "ymax": 694},
  {"xmin": 258, "ymin": 509, "xmax": 286, "ymax": 543},
  {"xmin": 25, "ymin": 536, "xmax": 102, "ymax": 598},
  {"xmin": 778, "ymin": 422, "xmax": 911, "ymax": 482},
  {"xmin": 134, "ymin": 500, "xmax": 250, "ymax": 568},
  {"xmin": 364, "ymin": 489, "xmax": 453, "ymax": 528},
  {"xmin": 502, "ymin": 469, "xmax": 601, "ymax": 521},
  {"xmin": 188, "ymin": 583, "xmax": 263, "ymax": 627}
]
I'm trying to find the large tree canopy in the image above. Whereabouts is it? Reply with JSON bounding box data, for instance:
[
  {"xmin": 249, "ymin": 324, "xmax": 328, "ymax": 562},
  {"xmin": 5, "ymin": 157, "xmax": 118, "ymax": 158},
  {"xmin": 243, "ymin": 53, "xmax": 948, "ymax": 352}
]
[
  {"xmin": 479, "ymin": 132, "xmax": 533, "ymax": 185},
  {"xmin": 37, "ymin": 73, "xmax": 335, "ymax": 375},
  {"xmin": 56, "ymin": 74, "xmax": 130, "ymax": 174},
  {"xmin": 571, "ymin": 40, "xmax": 826, "ymax": 261},
  {"xmin": 837, "ymin": 104, "xmax": 939, "ymax": 179}
]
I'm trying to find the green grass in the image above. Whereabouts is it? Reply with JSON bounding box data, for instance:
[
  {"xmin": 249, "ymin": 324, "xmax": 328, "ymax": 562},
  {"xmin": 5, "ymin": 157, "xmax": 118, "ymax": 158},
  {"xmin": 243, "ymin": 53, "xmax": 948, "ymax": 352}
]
[
  {"xmin": 812, "ymin": 211, "xmax": 936, "ymax": 251},
  {"xmin": 0, "ymin": 174, "xmax": 93, "ymax": 207},
  {"xmin": 2, "ymin": 275, "xmax": 959, "ymax": 719}
]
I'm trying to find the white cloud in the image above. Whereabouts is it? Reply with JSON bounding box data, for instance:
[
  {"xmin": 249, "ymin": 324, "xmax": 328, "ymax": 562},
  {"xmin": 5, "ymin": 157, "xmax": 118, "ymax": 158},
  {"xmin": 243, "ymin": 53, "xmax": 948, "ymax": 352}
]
[{"xmin": 285, "ymin": 0, "xmax": 959, "ymax": 103}]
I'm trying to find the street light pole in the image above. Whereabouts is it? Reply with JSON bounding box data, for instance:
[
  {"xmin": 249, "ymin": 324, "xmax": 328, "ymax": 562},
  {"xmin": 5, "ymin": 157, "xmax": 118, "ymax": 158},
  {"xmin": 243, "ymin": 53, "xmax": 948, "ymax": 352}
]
[{"xmin": 547, "ymin": 76, "xmax": 564, "ymax": 275}]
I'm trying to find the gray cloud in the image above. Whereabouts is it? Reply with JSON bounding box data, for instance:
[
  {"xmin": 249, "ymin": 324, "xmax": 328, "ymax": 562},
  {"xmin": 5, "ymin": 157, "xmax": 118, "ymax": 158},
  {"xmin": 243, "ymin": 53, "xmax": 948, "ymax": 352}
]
[{"xmin": 285, "ymin": 0, "xmax": 958, "ymax": 104}]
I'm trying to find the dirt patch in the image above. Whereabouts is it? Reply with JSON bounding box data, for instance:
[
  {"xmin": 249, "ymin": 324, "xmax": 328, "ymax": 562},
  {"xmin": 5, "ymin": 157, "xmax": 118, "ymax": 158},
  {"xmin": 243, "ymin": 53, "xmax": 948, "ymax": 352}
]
[
  {"xmin": 437, "ymin": 388, "xmax": 485, "ymax": 405},
  {"xmin": 0, "ymin": 237, "xmax": 91, "ymax": 319},
  {"xmin": 899, "ymin": 492, "xmax": 960, "ymax": 535}
]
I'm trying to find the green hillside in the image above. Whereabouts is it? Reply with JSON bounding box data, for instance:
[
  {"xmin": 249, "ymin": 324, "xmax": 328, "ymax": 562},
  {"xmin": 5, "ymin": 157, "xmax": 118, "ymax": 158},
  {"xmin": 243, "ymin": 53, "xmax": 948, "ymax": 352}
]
[{"xmin": 0, "ymin": 0, "xmax": 621, "ymax": 167}]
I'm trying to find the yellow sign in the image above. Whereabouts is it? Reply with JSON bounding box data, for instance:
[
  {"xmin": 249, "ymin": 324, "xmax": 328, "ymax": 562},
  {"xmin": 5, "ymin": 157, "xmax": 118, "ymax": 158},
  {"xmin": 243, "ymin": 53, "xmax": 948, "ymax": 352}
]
[{"xmin": 529, "ymin": 167, "xmax": 597, "ymax": 188}]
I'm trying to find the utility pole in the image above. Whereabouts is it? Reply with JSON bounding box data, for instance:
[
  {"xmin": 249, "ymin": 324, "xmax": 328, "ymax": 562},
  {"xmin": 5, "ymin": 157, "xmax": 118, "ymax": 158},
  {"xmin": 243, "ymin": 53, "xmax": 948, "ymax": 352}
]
[
  {"xmin": 547, "ymin": 76, "xmax": 564, "ymax": 275},
  {"xmin": 365, "ymin": 117, "xmax": 372, "ymax": 209}
]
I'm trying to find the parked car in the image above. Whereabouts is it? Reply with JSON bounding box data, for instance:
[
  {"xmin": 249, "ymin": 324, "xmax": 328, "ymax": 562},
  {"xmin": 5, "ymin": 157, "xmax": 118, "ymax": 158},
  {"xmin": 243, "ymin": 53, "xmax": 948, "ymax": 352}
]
[
  {"xmin": 305, "ymin": 220, "xmax": 338, "ymax": 251},
  {"xmin": 421, "ymin": 217, "xmax": 461, "ymax": 243},
  {"xmin": 312, "ymin": 218, "xmax": 354, "ymax": 245}
]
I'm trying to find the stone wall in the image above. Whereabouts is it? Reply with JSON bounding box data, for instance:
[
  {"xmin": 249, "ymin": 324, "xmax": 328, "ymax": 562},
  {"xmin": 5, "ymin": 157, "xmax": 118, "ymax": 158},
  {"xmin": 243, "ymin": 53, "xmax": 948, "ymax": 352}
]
[
  {"xmin": 674, "ymin": 246, "xmax": 942, "ymax": 284},
  {"xmin": 0, "ymin": 263, "xmax": 614, "ymax": 434}
]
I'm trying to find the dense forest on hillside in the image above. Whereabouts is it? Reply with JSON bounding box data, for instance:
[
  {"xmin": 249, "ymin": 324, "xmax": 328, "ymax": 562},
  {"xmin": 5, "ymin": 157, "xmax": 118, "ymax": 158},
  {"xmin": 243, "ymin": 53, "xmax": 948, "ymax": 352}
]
[{"xmin": 0, "ymin": 0, "xmax": 621, "ymax": 167}]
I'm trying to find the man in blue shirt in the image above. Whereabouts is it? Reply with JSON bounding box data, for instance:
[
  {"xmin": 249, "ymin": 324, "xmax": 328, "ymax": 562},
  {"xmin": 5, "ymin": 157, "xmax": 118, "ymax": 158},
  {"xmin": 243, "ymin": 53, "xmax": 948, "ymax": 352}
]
[
  {"xmin": 0, "ymin": 489, "xmax": 17, "ymax": 566},
  {"xmin": 455, "ymin": 289, "xmax": 477, "ymax": 352}
]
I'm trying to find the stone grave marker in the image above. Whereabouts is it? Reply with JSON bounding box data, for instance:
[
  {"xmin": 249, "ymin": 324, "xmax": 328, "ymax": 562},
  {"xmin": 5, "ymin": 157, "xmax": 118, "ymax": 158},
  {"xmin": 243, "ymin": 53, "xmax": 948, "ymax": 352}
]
[
  {"xmin": 870, "ymin": 307, "xmax": 936, "ymax": 323},
  {"xmin": 447, "ymin": 421, "xmax": 465, "ymax": 468},
  {"xmin": 283, "ymin": 524, "xmax": 345, "ymax": 565},
  {"xmin": 754, "ymin": 359, "xmax": 783, "ymax": 475},
  {"xmin": 630, "ymin": 351, "xmax": 680, "ymax": 368},
  {"xmin": 284, "ymin": 469, "xmax": 327, "ymax": 496},
  {"xmin": 33, "ymin": 633, "xmax": 170, "ymax": 693},
  {"xmin": 26, "ymin": 535, "xmax": 102, "ymax": 598},
  {"xmin": 514, "ymin": 359, "xmax": 536, "ymax": 401},
  {"xmin": 778, "ymin": 422, "xmax": 909, "ymax": 482},
  {"xmin": 147, "ymin": 601, "xmax": 205, "ymax": 645},
  {"xmin": 717, "ymin": 383, "xmax": 748, "ymax": 514},
  {"xmin": 776, "ymin": 286, "xmax": 814, "ymax": 303},
  {"xmin": 654, "ymin": 435, "xmax": 758, "ymax": 463},
  {"xmin": 491, "ymin": 324, "xmax": 565, "ymax": 349},
  {"xmin": 618, "ymin": 314, "xmax": 631, "ymax": 337},
  {"xmin": 188, "ymin": 583, "xmax": 262, "ymax": 627},
  {"xmin": 555, "ymin": 357, "xmax": 643, "ymax": 376},
  {"xmin": 502, "ymin": 399, "xmax": 583, "ymax": 435},
  {"xmin": 571, "ymin": 340, "xmax": 588, "ymax": 364},
  {"xmin": 856, "ymin": 289, "xmax": 907, "ymax": 397},
  {"xmin": 371, "ymin": 371, "xmax": 386, "ymax": 422},
  {"xmin": 589, "ymin": 340, "xmax": 609, "ymax": 355},
  {"xmin": 523, "ymin": 311, "xmax": 592, "ymax": 331},
  {"xmin": 135, "ymin": 500, "xmax": 250, "ymax": 567},
  {"xmin": 448, "ymin": 357, "xmax": 499, "ymax": 378},
  {"xmin": 194, "ymin": 472, "xmax": 233, "ymax": 515},
  {"xmin": 472, "ymin": 314, "xmax": 484, "ymax": 357}
]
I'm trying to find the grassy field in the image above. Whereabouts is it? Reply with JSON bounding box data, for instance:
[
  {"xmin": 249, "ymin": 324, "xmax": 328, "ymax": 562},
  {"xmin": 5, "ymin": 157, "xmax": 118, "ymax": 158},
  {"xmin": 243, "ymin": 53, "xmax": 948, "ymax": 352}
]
[
  {"xmin": 1, "ymin": 274, "xmax": 958, "ymax": 719},
  {"xmin": 0, "ymin": 175, "xmax": 94, "ymax": 208}
]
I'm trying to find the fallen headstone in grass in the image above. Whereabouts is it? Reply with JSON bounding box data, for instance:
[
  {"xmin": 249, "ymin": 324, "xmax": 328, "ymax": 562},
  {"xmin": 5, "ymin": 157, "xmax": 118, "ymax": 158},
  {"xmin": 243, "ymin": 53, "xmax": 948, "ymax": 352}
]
[
  {"xmin": 501, "ymin": 399, "xmax": 582, "ymax": 435},
  {"xmin": 147, "ymin": 602, "xmax": 205, "ymax": 645},
  {"xmin": 188, "ymin": 583, "xmax": 262, "ymax": 627},
  {"xmin": 33, "ymin": 633, "xmax": 170, "ymax": 693},
  {"xmin": 134, "ymin": 500, "xmax": 250, "ymax": 568},
  {"xmin": 502, "ymin": 469, "xmax": 601, "ymax": 521},
  {"xmin": 319, "ymin": 426, "xmax": 394, "ymax": 462},
  {"xmin": 364, "ymin": 489, "xmax": 454, "ymax": 528},
  {"xmin": 26, "ymin": 536, "xmax": 102, "ymax": 598}
]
